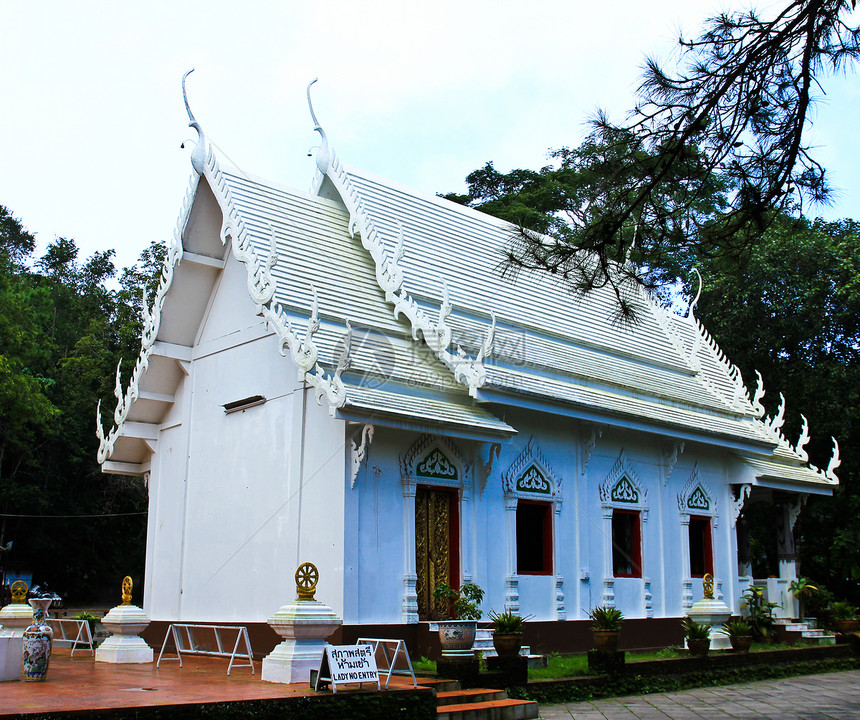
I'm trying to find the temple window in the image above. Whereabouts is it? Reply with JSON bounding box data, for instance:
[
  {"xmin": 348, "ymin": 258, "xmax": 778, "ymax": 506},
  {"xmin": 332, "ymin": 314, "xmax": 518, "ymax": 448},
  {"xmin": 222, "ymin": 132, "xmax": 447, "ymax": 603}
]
[
  {"xmin": 612, "ymin": 509, "xmax": 642, "ymax": 578},
  {"xmin": 688, "ymin": 515, "xmax": 713, "ymax": 578},
  {"xmin": 516, "ymin": 500, "xmax": 553, "ymax": 574}
]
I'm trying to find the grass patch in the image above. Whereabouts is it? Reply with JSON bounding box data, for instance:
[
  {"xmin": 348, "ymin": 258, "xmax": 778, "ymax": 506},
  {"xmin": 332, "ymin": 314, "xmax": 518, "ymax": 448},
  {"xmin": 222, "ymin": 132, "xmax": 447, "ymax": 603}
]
[{"xmin": 413, "ymin": 657, "xmax": 436, "ymax": 675}]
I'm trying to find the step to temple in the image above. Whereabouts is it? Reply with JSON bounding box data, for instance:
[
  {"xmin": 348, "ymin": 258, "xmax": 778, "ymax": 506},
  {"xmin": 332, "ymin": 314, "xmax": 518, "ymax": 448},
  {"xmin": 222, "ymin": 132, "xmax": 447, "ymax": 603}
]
[
  {"xmin": 427, "ymin": 678, "xmax": 540, "ymax": 720},
  {"xmin": 773, "ymin": 619, "xmax": 836, "ymax": 645}
]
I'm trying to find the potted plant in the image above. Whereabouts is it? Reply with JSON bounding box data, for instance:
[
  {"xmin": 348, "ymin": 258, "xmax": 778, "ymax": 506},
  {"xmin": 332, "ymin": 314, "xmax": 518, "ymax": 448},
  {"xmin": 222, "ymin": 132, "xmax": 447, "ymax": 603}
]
[
  {"xmin": 488, "ymin": 610, "xmax": 533, "ymax": 657},
  {"xmin": 741, "ymin": 585, "xmax": 778, "ymax": 642},
  {"xmin": 432, "ymin": 582, "xmax": 484, "ymax": 654},
  {"xmin": 829, "ymin": 601, "xmax": 859, "ymax": 633},
  {"xmin": 788, "ymin": 577, "xmax": 818, "ymax": 622},
  {"xmin": 588, "ymin": 606, "xmax": 624, "ymax": 653},
  {"xmin": 682, "ymin": 617, "xmax": 711, "ymax": 656},
  {"xmin": 722, "ymin": 618, "xmax": 753, "ymax": 653}
]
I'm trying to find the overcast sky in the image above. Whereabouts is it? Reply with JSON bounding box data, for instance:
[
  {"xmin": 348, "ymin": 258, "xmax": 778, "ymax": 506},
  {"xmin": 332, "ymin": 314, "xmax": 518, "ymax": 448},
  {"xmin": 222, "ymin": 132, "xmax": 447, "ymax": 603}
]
[{"xmin": 3, "ymin": 1, "xmax": 858, "ymax": 272}]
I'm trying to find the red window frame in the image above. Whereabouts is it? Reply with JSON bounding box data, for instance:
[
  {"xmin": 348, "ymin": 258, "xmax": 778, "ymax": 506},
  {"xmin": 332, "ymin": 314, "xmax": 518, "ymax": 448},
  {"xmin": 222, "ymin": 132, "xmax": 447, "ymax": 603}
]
[
  {"xmin": 688, "ymin": 515, "xmax": 713, "ymax": 578},
  {"xmin": 516, "ymin": 500, "xmax": 553, "ymax": 575},
  {"xmin": 612, "ymin": 509, "xmax": 642, "ymax": 578}
]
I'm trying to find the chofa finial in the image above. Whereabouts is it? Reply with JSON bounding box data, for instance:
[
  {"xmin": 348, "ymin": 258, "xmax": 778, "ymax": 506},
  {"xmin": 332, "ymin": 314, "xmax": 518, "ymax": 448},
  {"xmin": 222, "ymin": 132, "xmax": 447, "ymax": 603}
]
[
  {"xmin": 306, "ymin": 78, "xmax": 330, "ymax": 175},
  {"xmin": 182, "ymin": 69, "xmax": 207, "ymax": 175},
  {"xmin": 686, "ymin": 268, "xmax": 703, "ymax": 319}
]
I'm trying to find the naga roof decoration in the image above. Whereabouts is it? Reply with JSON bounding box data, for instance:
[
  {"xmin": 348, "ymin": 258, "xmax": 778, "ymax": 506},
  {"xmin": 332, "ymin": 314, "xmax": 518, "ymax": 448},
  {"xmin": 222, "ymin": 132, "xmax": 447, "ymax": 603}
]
[
  {"xmin": 96, "ymin": 74, "xmax": 841, "ymax": 491},
  {"xmin": 306, "ymin": 80, "xmax": 494, "ymax": 399}
]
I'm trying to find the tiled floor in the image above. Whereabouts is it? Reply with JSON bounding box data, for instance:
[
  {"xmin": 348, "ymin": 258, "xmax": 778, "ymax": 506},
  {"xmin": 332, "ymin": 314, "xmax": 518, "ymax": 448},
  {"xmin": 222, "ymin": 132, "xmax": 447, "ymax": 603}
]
[
  {"xmin": 538, "ymin": 670, "xmax": 860, "ymax": 719},
  {"xmin": 0, "ymin": 647, "xmax": 419, "ymax": 716}
]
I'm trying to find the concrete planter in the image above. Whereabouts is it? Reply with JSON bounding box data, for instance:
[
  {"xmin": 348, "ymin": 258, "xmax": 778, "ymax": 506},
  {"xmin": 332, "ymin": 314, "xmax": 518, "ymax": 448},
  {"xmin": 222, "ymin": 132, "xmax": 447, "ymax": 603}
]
[
  {"xmin": 438, "ymin": 620, "xmax": 477, "ymax": 656},
  {"xmin": 592, "ymin": 630, "xmax": 620, "ymax": 654},
  {"xmin": 492, "ymin": 632, "xmax": 523, "ymax": 657}
]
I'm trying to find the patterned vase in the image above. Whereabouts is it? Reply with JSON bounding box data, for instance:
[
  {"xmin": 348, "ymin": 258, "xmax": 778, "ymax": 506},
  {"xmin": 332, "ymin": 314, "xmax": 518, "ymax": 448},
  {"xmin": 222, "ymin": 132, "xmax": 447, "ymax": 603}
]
[{"xmin": 22, "ymin": 598, "xmax": 53, "ymax": 681}]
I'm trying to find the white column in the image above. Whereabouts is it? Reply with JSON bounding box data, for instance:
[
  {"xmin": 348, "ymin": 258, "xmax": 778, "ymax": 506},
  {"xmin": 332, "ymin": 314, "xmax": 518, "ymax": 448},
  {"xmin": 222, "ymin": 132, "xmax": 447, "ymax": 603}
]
[
  {"xmin": 680, "ymin": 513, "xmax": 693, "ymax": 612},
  {"xmin": 601, "ymin": 506, "xmax": 615, "ymax": 607},
  {"xmin": 401, "ymin": 477, "xmax": 418, "ymax": 623},
  {"xmin": 460, "ymin": 477, "xmax": 473, "ymax": 583},
  {"xmin": 553, "ymin": 500, "xmax": 565, "ymax": 619},
  {"xmin": 504, "ymin": 493, "xmax": 519, "ymax": 613}
]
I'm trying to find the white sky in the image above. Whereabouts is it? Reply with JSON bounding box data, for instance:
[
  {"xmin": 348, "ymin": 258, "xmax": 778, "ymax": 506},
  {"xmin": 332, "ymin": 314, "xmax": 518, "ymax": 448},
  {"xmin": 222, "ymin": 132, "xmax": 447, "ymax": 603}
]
[{"xmin": 3, "ymin": 0, "xmax": 859, "ymax": 272}]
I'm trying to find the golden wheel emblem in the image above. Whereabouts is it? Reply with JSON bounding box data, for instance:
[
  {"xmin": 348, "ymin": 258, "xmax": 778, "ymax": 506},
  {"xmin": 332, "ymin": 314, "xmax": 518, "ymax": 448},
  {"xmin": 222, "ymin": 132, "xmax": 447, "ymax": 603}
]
[
  {"xmin": 10, "ymin": 580, "xmax": 28, "ymax": 604},
  {"xmin": 703, "ymin": 573, "xmax": 714, "ymax": 600},
  {"xmin": 121, "ymin": 576, "xmax": 133, "ymax": 605},
  {"xmin": 295, "ymin": 562, "xmax": 319, "ymax": 601}
]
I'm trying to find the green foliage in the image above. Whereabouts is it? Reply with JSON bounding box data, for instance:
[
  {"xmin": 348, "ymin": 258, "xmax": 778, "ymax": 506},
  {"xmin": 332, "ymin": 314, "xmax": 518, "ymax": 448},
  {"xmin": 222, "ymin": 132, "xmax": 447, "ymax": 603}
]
[
  {"xmin": 488, "ymin": 609, "xmax": 533, "ymax": 633},
  {"xmin": 448, "ymin": 2, "xmax": 860, "ymax": 316},
  {"xmin": 432, "ymin": 582, "xmax": 484, "ymax": 620},
  {"xmin": 681, "ymin": 616, "xmax": 711, "ymax": 640},
  {"xmin": 688, "ymin": 216, "xmax": 860, "ymax": 600},
  {"xmin": 829, "ymin": 601, "xmax": 858, "ymax": 620},
  {"xmin": 790, "ymin": 578, "xmax": 819, "ymax": 598},
  {"xmin": 0, "ymin": 205, "xmax": 159, "ymax": 603},
  {"xmin": 413, "ymin": 656, "xmax": 436, "ymax": 675},
  {"xmin": 722, "ymin": 619, "xmax": 753, "ymax": 638},
  {"xmin": 588, "ymin": 606, "xmax": 624, "ymax": 631},
  {"xmin": 741, "ymin": 586, "xmax": 779, "ymax": 641}
]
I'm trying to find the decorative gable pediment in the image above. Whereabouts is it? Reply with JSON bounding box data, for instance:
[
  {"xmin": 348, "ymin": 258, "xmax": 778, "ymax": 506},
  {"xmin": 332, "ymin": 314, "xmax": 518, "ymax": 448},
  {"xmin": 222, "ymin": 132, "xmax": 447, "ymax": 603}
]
[
  {"xmin": 600, "ymin": 450, "xmax": 648, "ymax": 517},
  {"xmin": 677, "ymin": 463, "xmax": 718, "ymax": 526},
  {"xmin": 502, "ymin": 436, "xmax": 562, "ymax": 502},
  {"xmin": 416, "ymin": 447, "xmax": 459, "ymax": 482},
  {"xmin": 401, "ymin": 434, "xmax": 470, "ymax": 487}
]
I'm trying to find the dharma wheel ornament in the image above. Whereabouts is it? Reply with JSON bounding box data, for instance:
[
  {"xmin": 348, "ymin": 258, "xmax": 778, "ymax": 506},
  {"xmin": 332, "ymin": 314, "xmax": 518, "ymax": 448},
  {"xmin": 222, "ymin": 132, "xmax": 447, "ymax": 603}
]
[
  {"xmin": 121, "ymin": 576, "xmax": 133, "ymax": 605},
  {"xmin": 703, "ymin": 573, "xmax": 715, "ymax": 599},
  {"xmin": 0, "ymin": 580, "xmax": 35, "ymax": 636},
  {"xmin": 295, "ymin": 562, "xmax": 319, "ymax": 601},
  {"xmin": 10, "ymin": 580, "xmax": 27, "ymax": 604}
]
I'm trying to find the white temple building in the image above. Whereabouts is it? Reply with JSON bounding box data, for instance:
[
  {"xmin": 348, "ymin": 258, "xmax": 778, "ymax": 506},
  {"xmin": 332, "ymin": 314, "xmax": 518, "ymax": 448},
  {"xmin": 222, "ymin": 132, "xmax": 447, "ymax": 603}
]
[{"xmin": 97, "ymin": 77, "xmax": 841, "ymax": 652}]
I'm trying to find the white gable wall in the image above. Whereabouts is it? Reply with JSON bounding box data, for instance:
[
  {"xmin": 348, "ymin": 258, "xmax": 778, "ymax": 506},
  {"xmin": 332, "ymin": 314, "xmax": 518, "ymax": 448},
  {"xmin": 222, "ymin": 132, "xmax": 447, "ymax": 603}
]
[{"xmin": 143, "ymin": 226, "xmax": 349, "ymax": 621}]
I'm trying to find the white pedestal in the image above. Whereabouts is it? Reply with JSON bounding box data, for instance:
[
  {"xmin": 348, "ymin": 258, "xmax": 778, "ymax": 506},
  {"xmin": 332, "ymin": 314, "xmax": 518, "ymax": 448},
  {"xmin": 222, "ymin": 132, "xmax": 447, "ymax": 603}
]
[
  {"xmin": 96, "ymin": 634, "xmax": 153, "ymax": 664},
  {"xmin": 95, "ymin": 604, "xmax": 153, "ymax": 664},
  {"xmin": 0, "ymin": 635, "xmax": 23, "ymax": 681},
  {"xmin": 261, "ymin": 599, "xmax": 342, "ymax": 684},
  {"xmin": 0, "ymin": 604, "xmax": 34, "ymax": 636},
  {"xmin": 688, "ymin": 595, "xmax": 732, "ymax": 652}
]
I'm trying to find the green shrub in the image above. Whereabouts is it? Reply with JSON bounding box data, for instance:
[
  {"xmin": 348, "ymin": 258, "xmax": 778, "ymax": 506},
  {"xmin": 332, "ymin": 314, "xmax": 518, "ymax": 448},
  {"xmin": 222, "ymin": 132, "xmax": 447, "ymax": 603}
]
[
  {"xmin": 681, "ymin": 616, "xmax": 711, "ymax": 640},
  {"xmin": 830, "ymin": 601, "xmax": 858, "ymax": 620},
  {"xmin": 432, "ymin": 582, "xmax": 484, "ymax": 620},
  {"xmin": 489, "ymin": 609, "xmax": 533, "ymax": 633},
  {"xmin": 588, "ymin": 606, "xmax": 624, "ymax": 631},
  {"xmin": 722, "ymin": 618, "xmax": 753, "ymax": 637}
]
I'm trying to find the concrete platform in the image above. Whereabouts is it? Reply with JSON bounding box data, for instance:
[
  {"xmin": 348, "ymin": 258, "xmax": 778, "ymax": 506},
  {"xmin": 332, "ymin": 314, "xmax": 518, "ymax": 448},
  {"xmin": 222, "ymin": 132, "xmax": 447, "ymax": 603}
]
[{"xmin": 0, "ymin": 647, "xmax": 432, "ymax": 718}]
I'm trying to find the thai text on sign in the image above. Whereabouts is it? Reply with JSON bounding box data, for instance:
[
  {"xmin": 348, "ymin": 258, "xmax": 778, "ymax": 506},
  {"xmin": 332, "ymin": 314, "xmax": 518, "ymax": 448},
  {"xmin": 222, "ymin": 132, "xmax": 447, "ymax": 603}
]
[{"xmin": 326, "ymin": 644, "xmax": 379, "ymax": 683}]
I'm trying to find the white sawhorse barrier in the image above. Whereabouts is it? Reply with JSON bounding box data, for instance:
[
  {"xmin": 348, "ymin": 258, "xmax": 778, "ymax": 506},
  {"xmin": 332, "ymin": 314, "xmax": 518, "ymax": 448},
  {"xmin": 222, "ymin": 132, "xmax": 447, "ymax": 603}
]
[
  {"xmin": 47, "ymin": 619, "xmax": 95, "ymax": 657},
  {"xmin": 157, "ymin": 624, "xmax": 255, "ymax": 676},
  {"xmin": 357, "ymin": 638, "xmax": 416, "ymax": 689}
]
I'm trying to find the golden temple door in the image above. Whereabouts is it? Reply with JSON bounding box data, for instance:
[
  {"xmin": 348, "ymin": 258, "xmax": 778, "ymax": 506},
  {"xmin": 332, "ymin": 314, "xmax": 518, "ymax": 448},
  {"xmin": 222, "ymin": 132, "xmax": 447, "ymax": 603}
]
[{"xmin": 415, "ymin": 486, "xmax": 459, "ymax": 620}]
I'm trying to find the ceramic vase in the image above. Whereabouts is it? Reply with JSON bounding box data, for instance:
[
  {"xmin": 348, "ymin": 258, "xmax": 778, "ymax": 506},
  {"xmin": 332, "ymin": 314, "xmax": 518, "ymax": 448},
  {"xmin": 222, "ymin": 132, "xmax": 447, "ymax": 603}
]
[{"xmin": 22, "ymin": 599, "xmax": 53, "ymax": 681}]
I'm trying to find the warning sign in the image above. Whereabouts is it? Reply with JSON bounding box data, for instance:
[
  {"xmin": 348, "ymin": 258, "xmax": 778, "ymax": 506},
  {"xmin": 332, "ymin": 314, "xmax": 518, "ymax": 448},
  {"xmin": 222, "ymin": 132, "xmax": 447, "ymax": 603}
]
[{"xmin": 315, "ymin": 644, "xmax": 380, "ymax": 693}]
